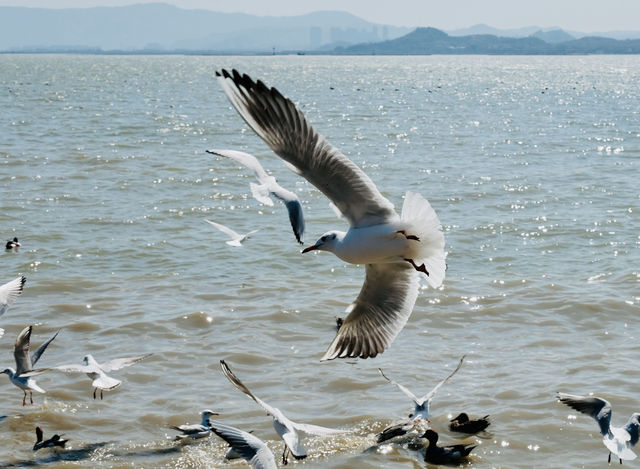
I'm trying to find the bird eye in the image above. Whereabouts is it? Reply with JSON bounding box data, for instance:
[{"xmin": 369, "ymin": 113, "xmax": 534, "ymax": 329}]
[{"xmin": 321, "ymin": 236, "xmax": 327, "ymax": 242}]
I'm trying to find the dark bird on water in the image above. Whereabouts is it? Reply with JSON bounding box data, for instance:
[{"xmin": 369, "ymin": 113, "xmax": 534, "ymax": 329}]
[
  {"xmin": 449, "ymin": 412, "xmax": 490, "ymax": 434},
  {"xmin": 5, "ymin": 237, "xmax": 20, "ymax": 249},
  {"xmin": 33, "ymin": 426, "xmax": 68, "ymax": 451},
  {"xmin": 422, "ymin": 429, "xmax": 476, "ymax": 465}
]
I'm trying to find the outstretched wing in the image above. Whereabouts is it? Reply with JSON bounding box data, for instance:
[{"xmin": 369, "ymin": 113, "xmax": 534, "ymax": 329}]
[
  {"xmin": 204, "ymin": 219, "xmax": 241, "ymax": 240},
  {"xmin": 557, "ymin": 392, "xmax": 612, "ymax": 436},
  {"xmin": 217, "ymin": 69, "xmax": 397, "ymax": 228},
  {"xmin": 378, "ymin": 368, "xmax": 421, "ymax": 406},
  {"xmin": 101, "ymin": 353, "xmax": 152, "ymax": 372},
  {"xmin": 207, "ymin": 149, "xmax": 271, "ymax": 182},
  {"xmin": 292, "ymin": 421, "xmax": 350, "ymax": 436},
  {"xmin": 31, "ymin": 330, "xmax": 60, "ymax": 368},
  {"xmin": 220, "ymin": 360, "xmax": 278, "ymax": 417},
  {"xmin": 418, "ymin": 354, "xmax": 466, "ymax": 404},
  {"xmin": 210, "ymin": 422, "xmax": 277, "ymax": 469},
  {"xmin": 0, "ymin": 276, "xmax": 26, "ymax": 316},
  {"xmin": 322, "ymin": 263, "xmax": 419, "ymax": 360},
  {"xmin": 14, "ymin": 325, "xmax": 33, "ymax": 375}
]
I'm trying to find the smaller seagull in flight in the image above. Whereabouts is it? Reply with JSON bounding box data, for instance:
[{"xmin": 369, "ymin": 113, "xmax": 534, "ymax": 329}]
[
  {"xmin": 207, "ymin": 149, "xmax": 305, "ymax": 244},
  {"xmin": 376, "ymin": 355, "xmax": 465, "ymax": 442},
  {"xmin": 42, "ymin": 353, "xmax": 153, "ymax": 399},
  {"xmin": 204, "ymin": 219, "xmax": 257, "ymax": 247},
  {"xmin": 379, "ymin": 355, "xmax": 466, "ymax": 422}
]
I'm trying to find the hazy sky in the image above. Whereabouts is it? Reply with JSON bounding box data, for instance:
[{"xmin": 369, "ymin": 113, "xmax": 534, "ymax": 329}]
[{"xmin": 1, "ymin": 0, "xmax": 640, "ymax": 32}]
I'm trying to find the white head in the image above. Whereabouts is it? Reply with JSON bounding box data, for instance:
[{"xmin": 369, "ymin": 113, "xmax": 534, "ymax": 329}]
[
  {"xmin": 201, "ymin": 409, "xmax": 219, "ymax": 424},
  {"xmin": 301, "ymin": 231, "xmax": 342, "ymax": 254}
]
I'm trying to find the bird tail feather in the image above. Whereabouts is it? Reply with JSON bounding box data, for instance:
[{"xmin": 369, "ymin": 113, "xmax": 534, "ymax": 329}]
[{"xmin": 401, "ymin": 191, "xmax": 446, "ymax": 288}]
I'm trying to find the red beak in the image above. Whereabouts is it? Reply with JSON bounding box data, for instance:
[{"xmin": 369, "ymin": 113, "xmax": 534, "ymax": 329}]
[{"xmin": 301, "ymin": 245, "xmax": 318, "ymax": 253}]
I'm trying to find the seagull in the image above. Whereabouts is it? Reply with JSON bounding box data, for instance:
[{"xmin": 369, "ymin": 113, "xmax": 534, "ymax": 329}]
[
  {"xmin": 44, "ymin": 353, "xmax": 153, "ymax": 399},
  {"xmin": 557, "ymin": 392, "xmax": 640, "ymax": 464},
  {"xmin": 379, "ymin": 355, "xmax": 465, "ymax": 422},
  {"xmin": 422, "ymin": 429, "xmax": 476, "ymax": 465},
  {"xmin": 33, "ymin": 426, "xmax": 68, "ymax": 451},
  {"xmin": 171, "ymin": 410, "xmax": 219, "ymax": 440},
  {"xmin": 210, "ymin": 421, "xmax": 277, "ymax": 469},
  {"xmin": 1, "ymin": 325, "xmax": 59, "ymax": 405},
  {"xmin": 220, "ymin": 360, "xmax": 348, "ymax": 465},
  {"xmin": 5, "ymin": 237, "xmax": 20, "ymax": 250},
  {"xmin": 0, "ymin": 276, "xmax": 26, "ymax": 338},
  {"xmin": 204, "ymin": 219, "xmax": 258, "ymax": 247},
  {"xmin": 216, "ymin": 69, "xmax": 446, "ymax": 360},
  {"xmin": 207, "ymin": 149, "xmax": 305, "ymax": 244},
  {"xmin": 449, "ymin": 412, "xmax": 490, "ymax": 434}
]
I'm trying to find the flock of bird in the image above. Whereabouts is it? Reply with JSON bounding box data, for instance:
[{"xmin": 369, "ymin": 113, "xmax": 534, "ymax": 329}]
[{"xmin": 2, "ymin": 68, "xmax": 639, "ymax": 467}]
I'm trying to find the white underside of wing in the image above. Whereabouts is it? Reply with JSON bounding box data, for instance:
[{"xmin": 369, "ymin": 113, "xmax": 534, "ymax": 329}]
[{"xmin": 322, "ymin": 262, "xmax": 419, "ymax": 360}]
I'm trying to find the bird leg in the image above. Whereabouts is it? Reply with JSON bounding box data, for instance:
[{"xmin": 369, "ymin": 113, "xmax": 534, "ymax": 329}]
[
  {"xmin": 93, "ymin": 388, "xmax": 97, "ymax": 399},
  {"xmin": 22, "ymin": 391, "xmax": 27, "ymax": 406},
  {"xmin": 100, "ymin": 389, "xmax": 104, "ymax": 400},
  {"xmin": 608, "ymin": 452, "xmax": 611, "ymax": 464},
  {"xmin": 396, "ymin": 230, "xmax": 420, "ymax": 241},
  {"xmin": 30, "ymin": 391, "xmax": 33, "ymax": 404},
  {"xmin": 282, "ymin": 444, "xmax": 289, "ymax": 465},
  {"xmin": 404, "ymin": 258, "xmax": 430, "ymax": 276}
]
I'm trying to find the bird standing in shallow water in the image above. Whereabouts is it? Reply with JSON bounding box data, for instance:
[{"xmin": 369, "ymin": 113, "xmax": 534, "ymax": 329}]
[
  {"xmin": 216, "ymin": 69, "xmax": 446, "ymax": 360},
  {"xmin": 557, "ymin": 392, "xmax": 640, "ymax": 464},
  {"xmin": 1, "ymin": 325, "xmax": 58, "ymax": 406},
  {"xmin": 422, "ymin": 429, "xmax": 476, "ymax": 465}
]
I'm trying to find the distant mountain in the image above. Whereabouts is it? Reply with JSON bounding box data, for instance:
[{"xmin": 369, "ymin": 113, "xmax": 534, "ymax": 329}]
[
  {"xmin": 531, "ymin": 29, "xmax": 575, "ymax": 43},
  {"xmin": 449, "ymin": 23, "xmax": 640, "ymax": 40},
  {"xmin": 0, "ymin": 3, "xmax": 409, "ymax": 52},
  {"xmin": 334, "ymin": 27, "xmax": 640, "ymax": 54},
  {"xmin": 448, "ymin": 24, "xmax": 541, "ymax": 38}
]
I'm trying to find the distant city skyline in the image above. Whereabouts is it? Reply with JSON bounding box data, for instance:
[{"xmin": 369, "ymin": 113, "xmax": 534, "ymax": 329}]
[{"xmin": 1, "ymin": 0, "xmax": 640, "ymax": 32}]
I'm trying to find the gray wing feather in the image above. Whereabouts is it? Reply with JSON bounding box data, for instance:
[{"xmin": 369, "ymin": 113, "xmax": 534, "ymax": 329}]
[
  {"xmin": 101, "ymin": 353, "xmax": 152, "ymax": 372},
  {"xmin": 557, "ymin": 393, "xmax": 612, "ymax": 436},
  {"xmin": 210, "ymin": 422, "xmax": 277, "ymax": 469},
  {"xmin": 378, "ymin": 368, "xmax": 421, "ymax": 405},
  {"xmin": 14, "ymin": 325, "xmax": 33, "ymax": 375},
  {"xmin": 31, "ymin": 330, "xmax": 60, "ymax": 367},
  {"xmin": 418, "ymin": 354, "xmax": 466, "ymax": 404}
]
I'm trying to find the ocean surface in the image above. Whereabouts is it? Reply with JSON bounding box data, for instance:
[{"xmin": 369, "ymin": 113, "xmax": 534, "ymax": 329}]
[{"xmin": 1, "ymin": 54, "xmax": 639, "ymax": 468}]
